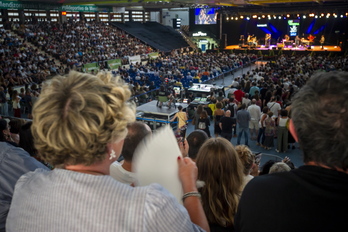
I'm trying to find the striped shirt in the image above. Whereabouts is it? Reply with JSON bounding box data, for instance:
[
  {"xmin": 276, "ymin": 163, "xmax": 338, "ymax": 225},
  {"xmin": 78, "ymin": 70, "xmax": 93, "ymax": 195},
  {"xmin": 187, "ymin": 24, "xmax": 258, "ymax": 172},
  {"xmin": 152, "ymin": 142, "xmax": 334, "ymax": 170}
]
[{"xmin": 6, "ymin": 168, "xmax": 204, "ymax": 232}]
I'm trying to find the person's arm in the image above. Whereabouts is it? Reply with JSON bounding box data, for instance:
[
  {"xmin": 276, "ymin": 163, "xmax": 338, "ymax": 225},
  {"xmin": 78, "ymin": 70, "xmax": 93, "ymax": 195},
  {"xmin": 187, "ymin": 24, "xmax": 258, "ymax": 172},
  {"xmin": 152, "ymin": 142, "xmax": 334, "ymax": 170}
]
[
  {"xmin": 170, "ymin": 113, "xmax": 178, "ymax": 122},
  {"xmin": 260, "ymin": 114, "xmax": 267, "ymax": 127},
  {"xmin": 178, "ymin": 157, "xmax": 210, "ymax": 232}
]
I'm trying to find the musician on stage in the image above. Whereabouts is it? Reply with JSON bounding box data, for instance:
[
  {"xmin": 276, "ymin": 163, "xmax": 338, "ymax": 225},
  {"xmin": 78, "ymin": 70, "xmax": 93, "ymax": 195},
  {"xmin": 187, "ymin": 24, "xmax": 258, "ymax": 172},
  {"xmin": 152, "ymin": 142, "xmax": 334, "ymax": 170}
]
[
  {"xmin": 247, "ymin": 34, "xmax": 252, "ymax": 47},
  {"xmin": 284, "ymin": 34, "xmax": 290, "ymax": 41},
  {"xmin": 265, "ymin": 34, "xmax": 271, "ymax": 47},
  {"xmin": 251, "ymin": 35, "xmax": 257, "ymax": 47},
  {"xmin": 308, "ymin": 34, "xmax": 315, "ymax": 46},
  {"xmin": 295, "ymin": 35, "xmax": 300, "ymax": 47},
  {"xmin": 283, "ymin": 34, "xmax": 290, "ymax": 47},
  {"xmin": 320, "ymin": 35, "xmax": 325, "ymax": 49}
]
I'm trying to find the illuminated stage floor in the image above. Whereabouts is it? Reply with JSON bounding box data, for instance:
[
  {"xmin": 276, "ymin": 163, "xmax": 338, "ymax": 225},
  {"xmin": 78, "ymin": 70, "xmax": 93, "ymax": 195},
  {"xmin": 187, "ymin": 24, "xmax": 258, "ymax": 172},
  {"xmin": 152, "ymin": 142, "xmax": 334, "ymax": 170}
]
[{"xmin": 225, "ymin": 44, "xmax": 342, "ymax": 52}]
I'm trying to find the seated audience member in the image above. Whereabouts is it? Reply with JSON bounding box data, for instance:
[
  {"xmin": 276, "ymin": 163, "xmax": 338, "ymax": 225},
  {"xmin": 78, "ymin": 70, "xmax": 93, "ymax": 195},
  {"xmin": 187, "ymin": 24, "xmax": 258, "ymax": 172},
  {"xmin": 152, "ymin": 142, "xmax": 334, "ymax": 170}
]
[
  {"xmin": 196, "ymin": 137, "xmax": 244, "ymax": 232},
  {"xmin": 110, "ymin": 121, "xmax": 151, "ymax": 185},
  {"xmin": 235, "ymin": 145, "xmax": 254, "ymax": 190},
  {"xmin": 186, "ymin": 130, "xmax": 209, "ymax": 161},
  {"xmin": 8, "ymin": 118, "xmax": 24, "ymax": 145},
  {"xmin": 235, "ymin": 71, "xmax": 348, "ymax": 232},
  {"xmin": 268, "ymin": 162, "xmax": 291, "ymax": 174},
  {"xmin": 0, "ymin": 124, "xmax": 49, "ymax": 232},
  {"xmin": 0, "ymin": 119, "xmax": 16, "ymax": 146},
  {"xmin": 6, "ymin": 71, "xmax": 209, "ymax": 232}
]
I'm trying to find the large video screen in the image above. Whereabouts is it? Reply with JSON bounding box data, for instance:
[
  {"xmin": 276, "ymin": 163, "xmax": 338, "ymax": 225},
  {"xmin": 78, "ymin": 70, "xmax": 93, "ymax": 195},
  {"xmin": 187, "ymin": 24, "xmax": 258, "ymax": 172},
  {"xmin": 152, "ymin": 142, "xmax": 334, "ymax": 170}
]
[
  {"xmin": 288, "ymin": 19, "xmax": 300, "ymax": 37},
  {"xmin": 195, "ymin": 8, "xmax": 217, "ymax": 25}
]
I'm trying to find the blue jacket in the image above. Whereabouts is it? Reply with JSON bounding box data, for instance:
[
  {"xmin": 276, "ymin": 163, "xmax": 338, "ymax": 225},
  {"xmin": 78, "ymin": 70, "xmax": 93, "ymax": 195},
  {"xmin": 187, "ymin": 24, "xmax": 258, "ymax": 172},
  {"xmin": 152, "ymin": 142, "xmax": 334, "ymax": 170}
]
[{"xmin": 0, "ymin": 142, "xmax": 49, "ymax": 232}]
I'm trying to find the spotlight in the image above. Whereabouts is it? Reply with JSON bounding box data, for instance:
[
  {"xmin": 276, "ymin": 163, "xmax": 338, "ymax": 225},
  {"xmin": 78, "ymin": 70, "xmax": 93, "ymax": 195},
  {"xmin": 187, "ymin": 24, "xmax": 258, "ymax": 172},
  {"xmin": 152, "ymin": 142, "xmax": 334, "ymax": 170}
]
[
  {"xmin": 240, "ymin": 16, "xmax": 244, "ymax": 19},
  {"xmin": 303, "ymin": 15, "xmax": 306, "ymax": 19},
  {"xmin": 315, "ymin": 15, "xmax": 318, "ymax": 18},
  {"xmin": 258, "ymin": 17, "xmax": 261, "ymax": 19},
  {"xmin": 286, "ymin": 14, "xmax": 290, "ymax": 17},
  {"xmin": 246, "ymin": 17, "xmax": 250, "ymax": 20},
  {"xmin": 278, "ymin": 16, "xmax": 281, "ymax": 19},
  {"xmin": 252, "ymin": 15, "xmax": 257, "ymax": 18}
]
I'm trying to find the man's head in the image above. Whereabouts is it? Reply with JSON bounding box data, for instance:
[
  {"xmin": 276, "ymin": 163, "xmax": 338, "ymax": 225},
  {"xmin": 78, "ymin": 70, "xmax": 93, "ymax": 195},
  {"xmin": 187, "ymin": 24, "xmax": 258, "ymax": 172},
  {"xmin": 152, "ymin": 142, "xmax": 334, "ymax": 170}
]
[
  {"xmin": 292, "ymin": 71, "xmax": 348, "ymax": 171},
  {"xmin": 251, "ymin": 99, "xmax": 256, "ymax": 105},
  {"xmin": 186, "ymin": 130, "xmax": 208, "ymax": 160},
  {"xmin": 225, "ymin": 110, "xmax": 231, "ymax": 117},
  {"xmin": 122, "ymin": 122, "xmax": 152, "ymax": 162}
]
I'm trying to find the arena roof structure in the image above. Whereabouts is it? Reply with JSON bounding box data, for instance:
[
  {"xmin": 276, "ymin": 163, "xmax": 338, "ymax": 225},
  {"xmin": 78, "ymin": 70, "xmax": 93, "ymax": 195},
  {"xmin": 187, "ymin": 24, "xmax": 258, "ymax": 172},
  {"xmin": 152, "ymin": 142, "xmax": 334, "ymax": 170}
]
[{"xmin": 17, "ymin": 0, "xmax": 348, "ymax": 11}]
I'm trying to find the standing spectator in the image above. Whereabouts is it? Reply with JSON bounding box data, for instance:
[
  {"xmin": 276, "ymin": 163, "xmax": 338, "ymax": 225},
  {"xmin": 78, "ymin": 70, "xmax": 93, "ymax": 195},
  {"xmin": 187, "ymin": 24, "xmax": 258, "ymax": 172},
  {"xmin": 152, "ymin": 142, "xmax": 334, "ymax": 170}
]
[
  {"xmin": 197, "ymin": 110, "xmax": 211, "ymax": 137},
  {"xmin": 247, "ymin": 99, "xmax": 261, "ymax": 140},
  {"xmin": 256, "ymin": 107, "xmax": 269, "ymax": 147},
  {"xmin": 225, "ymin": 98, "xmax": 238, "ymax": 137},
  {"xmin": 235, "ymin": 71, "xmax": 348, "ymax": 232},
  {"xmin": 110, "ymin": 122, "xmax": 151, "ymax": 185},
  {"xmin": 242, "ymin": 93, "xmax": 251, "ymax": 107},
  {"xmin": 263, "ymin": 112, "xmax": 276, "ymax": 150},
  {"xmin": 0, "ymin": 87, "xmax": 8, "ymax": 116},
  {"xmin": 267, "ymin": 96, "xmax": 281, "ymax": 122},
  {"xmin": 6, "ymin": 71, "xmax": 209, "ymax": 232},
  {"xmin": 170, "ymin": 105, "xmax": 188, "ymax": 140},
  {"xmin": 196, "ymin": 137, "xmax": 244, "ymax": 232},
  {"xmin": 193, "ymin": 105, "xmax": 203, "ymax": 130},
  {"xmin": 0, "ymin": 138, "xmax": 49, "ymax": 232},
  {"xmin": 12, "ymin": 90, "xmax": 21, "ymax": 118},
  {"xmin": 235, "ymin": 145, "xmax": 255, "ymax": 191},
  {"xmin": 236, "ymin": 104, "xmax": 251, "ymax": 146},
  {"xmin": 276, "ymin": 109, "xmax": 289, "ymax": 153},
  {"xmin": 213, "ymin": 102, "xmax": 224, "ymax": 138},
  {"xmin": 248, "ymin": 82, "xmax": 259, "ymax": 98},
  {"xmin": 233, "ymin": 86, "xmax": 245, "ymax": 103},
  {"xmin": 186, "ymin": 130, "xmax": 209, "ymax": 161},
  {"xmin": 219, "ymin": 110, "xmax": 235, "ymax": 142},
  {"xmin": 24, "ymin": 89, "xmax": 33, "ymax": 119}
]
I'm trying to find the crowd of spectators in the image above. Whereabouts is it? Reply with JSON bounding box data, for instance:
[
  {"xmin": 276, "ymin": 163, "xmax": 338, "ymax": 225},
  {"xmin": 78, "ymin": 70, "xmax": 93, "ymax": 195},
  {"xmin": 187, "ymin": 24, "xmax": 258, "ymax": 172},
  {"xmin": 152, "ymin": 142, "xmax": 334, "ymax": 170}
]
[
  {"xmin": 15, "ymin": 20, "xmax": 154, "ymax": 69},
  {"xmin": 0, "ymin": 29, "xmax": 50, "ymax": 87}
]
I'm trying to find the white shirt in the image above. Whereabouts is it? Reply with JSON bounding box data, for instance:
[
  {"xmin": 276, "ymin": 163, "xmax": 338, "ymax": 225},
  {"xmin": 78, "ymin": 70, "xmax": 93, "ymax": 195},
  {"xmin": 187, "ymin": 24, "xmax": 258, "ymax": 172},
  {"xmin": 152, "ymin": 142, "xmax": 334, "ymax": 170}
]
[
  {"xmin": 110, "ymin": 161, "xmax": 136, "ymax": 185},
  {"xmin": 267, "ymin": 101, "xmax": 281, "ymax": 118},
  {"xmin": 247, "ymin": 104, "xmax": 261, "ymax": 121}
]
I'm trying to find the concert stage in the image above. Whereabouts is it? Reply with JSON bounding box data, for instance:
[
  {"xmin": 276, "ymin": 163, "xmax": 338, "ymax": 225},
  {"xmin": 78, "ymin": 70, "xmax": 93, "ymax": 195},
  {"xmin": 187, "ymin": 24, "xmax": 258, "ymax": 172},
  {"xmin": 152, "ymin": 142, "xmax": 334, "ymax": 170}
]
[{"xmin": 225, "ymin": 44, "xmax": 342, "ymax": 53}]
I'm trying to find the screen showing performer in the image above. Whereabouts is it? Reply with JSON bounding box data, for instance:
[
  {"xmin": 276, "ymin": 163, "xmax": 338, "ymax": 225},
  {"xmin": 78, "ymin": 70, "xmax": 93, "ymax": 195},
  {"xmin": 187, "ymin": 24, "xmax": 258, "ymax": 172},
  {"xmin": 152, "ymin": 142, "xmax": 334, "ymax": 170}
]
[{"xmin": 195, "ymin": 8, "xmax": 217, "ymax": 25}]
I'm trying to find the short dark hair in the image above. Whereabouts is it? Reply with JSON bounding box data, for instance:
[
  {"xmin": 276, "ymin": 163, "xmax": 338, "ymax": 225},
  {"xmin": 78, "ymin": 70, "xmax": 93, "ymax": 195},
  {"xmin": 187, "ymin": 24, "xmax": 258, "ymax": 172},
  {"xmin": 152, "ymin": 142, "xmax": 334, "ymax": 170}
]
[
  {"xmin": 19, "ymin": 121, "xmax": 36, "ymax": 156},
  {"xmin": 121, "ymin": 122, "xmax": 151, "ymax": 162},
  {"xmin": 280, "ymin": 109, "xmax": 288, "ymax": 117},
  {"xmin": 186, "ymin": 130, "xmax": 208, "ymax": 159},
  {"xmin": 292, "ymin": 71, "xmax": 348, "ymax": 170}
]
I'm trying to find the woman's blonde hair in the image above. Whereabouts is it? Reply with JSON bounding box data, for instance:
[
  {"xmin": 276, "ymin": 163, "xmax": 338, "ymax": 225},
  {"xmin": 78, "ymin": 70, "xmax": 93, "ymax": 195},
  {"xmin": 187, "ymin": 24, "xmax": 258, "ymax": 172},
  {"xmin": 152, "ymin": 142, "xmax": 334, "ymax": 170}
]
[
  {"xmin": 196, "ymin": 138, "xmax": 244, "ymax": 228},
  {"xmin": 235, "ymin": 145, "xmax": 254, "ymax": 175},
  {"xmin": 32, "ymin": 71, "xmax": 135, "ymax": 166}
]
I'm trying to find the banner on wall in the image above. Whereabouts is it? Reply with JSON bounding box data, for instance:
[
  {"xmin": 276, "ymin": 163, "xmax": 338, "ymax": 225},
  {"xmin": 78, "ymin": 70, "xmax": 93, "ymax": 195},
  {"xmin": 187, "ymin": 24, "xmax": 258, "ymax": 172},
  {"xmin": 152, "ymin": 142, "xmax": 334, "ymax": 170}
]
[
  {"xmin": 0, "ymin": 1, "xmax": 111, "ymax": 12},
  {"xmin": 129, "ymin": 55, "xmax": 141, "ymax": 64},
  {"xmin": 148, "ymin": 52, "xmax": 159, "ymax": 59},
  {"xmin": 107, "ymin": 59, "xmax": 122, "ymax": 69},
  {"xmin": 83, "ymin": 62, "xmax": 99, "ymax": 73}
]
